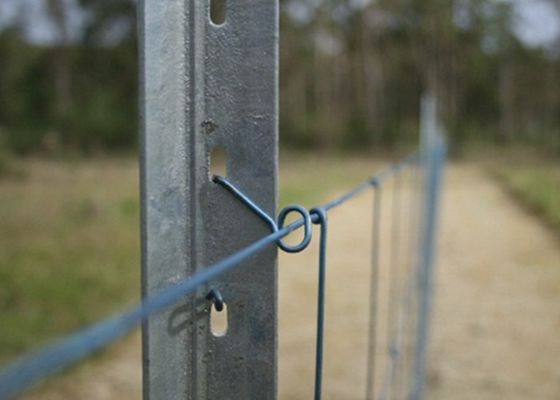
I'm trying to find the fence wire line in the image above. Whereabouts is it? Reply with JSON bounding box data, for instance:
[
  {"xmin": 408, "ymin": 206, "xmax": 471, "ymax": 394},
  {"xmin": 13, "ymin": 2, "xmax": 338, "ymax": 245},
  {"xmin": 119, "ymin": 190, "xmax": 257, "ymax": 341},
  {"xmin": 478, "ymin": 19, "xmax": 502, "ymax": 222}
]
[{"xmin": 0, "ymin": 137, "xmax": 444, "ymax": 400}]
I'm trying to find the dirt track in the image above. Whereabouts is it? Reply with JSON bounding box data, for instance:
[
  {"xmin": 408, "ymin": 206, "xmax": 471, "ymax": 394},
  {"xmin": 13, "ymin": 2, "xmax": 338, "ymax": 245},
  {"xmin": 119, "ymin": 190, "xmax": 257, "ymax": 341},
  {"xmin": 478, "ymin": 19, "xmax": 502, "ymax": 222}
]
[
  {"xmin": 429, "ymin": 165, "xmax": 560, "ymax": 400},
  {"xmin": 25, "ymin": 164, "xmax": 560, "ymax": 399}
]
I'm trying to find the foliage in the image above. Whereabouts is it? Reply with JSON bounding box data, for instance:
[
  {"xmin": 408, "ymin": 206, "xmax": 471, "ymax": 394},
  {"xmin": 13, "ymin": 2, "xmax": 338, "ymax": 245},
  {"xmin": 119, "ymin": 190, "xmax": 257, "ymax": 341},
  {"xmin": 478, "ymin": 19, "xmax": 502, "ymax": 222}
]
[
  {"xmin": 0, "ymin": 0, "xmax": 137, "ymax": 154},
  {"xmin": 0, "ymin": 1, "xmax": 559, "ymax": 153}
]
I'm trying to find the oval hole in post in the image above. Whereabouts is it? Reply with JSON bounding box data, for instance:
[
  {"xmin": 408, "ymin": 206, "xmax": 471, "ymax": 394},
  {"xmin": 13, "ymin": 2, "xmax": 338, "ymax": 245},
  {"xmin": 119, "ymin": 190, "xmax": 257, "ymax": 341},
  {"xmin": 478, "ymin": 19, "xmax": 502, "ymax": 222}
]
[
  {"xmin": 210, "ymin": 0, "xmax": 227, "ymax": 25},
  {"xmin": 210, "ymin": 302, "xmax": 228, "ymax": 337},
  {"xmin": 209, "ymin": 146, "xmax": 227, "ymax": 179}
]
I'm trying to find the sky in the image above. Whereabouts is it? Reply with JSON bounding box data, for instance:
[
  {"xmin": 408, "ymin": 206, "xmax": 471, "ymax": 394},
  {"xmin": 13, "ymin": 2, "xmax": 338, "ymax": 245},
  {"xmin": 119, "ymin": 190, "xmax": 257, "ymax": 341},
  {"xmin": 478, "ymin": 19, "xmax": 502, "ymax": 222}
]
[
  {"xmin": 0, "ymin": 0, "xmax": 86, "ymax": 43},
  {"xmin": 0, "ymin": 0, "xmax": 559, "ymax": 48},
  {"xmin": 513, "ymin": 0, "xmax": 560, "ymax": 47}
]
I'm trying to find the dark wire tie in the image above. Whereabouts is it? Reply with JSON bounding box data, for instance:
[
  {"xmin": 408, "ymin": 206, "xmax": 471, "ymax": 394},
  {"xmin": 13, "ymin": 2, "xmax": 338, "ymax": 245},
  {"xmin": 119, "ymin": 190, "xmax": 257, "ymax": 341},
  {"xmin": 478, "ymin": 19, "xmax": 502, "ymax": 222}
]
[
  {"xmin": 277, "ymin": 205, "xmax": 313, "ymax": 253},
  {"xmin": 213, "ymin": 175, "xmax": 313, "ymax": 253}
]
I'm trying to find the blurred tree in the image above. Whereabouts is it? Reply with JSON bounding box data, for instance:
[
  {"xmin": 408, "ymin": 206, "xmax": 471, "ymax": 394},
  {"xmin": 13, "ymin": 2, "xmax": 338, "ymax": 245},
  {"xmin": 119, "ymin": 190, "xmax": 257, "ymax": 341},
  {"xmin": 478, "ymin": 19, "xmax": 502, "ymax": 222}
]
[
  {"xmin": 46, "ymin": 0, "xmax": 72, "ymax": 117},
  {"xmin": 77, "ymin": 0, "xmax": 136, "ymax": 45},
  {"xmin": 0, "ymin": 0, "xmax": 559, "ymax": 154}
]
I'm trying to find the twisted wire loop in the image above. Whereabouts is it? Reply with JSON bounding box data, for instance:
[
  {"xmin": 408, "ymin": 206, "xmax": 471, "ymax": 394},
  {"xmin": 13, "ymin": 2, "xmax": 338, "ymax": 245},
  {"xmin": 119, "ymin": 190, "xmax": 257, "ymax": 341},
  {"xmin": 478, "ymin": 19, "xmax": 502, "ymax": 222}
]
[{"xmin": 213, "ymin": 175, "xmax": 314, "ymax": 253}]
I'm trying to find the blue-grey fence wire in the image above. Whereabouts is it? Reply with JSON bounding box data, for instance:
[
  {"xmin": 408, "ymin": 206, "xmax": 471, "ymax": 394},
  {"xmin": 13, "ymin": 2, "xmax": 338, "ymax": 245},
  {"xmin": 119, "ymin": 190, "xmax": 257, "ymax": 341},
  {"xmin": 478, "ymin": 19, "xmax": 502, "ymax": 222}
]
[{"xmin": 0, "ymin": 130, "xmax": 445, "ymax": 400}]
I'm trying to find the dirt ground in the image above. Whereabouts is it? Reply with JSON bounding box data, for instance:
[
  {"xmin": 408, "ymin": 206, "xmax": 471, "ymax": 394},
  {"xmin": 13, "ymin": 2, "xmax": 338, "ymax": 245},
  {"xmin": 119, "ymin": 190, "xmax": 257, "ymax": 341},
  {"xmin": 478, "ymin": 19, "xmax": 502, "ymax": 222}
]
[
  {"xmin": 24, "ymin": 164, "xmax": 560, "ymax": 399},
  {"xmin": 429, "ymin": 165, "xmax": 560, "ymax": 400}
]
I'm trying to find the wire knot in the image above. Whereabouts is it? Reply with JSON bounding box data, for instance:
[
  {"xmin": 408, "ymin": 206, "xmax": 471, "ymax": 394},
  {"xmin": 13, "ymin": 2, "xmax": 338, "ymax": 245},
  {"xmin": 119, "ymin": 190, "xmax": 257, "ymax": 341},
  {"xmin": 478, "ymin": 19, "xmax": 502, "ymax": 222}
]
[{"xmin": 213, "ymin": 175, "xmax": 316, "ymax": 253}]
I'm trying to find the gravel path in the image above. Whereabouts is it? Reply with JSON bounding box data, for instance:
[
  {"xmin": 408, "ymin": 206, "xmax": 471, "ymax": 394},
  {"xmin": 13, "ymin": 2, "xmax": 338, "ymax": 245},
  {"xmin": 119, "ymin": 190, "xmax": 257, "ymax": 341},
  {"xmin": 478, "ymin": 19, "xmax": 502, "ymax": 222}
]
[{"xmin": 25, "ymin": 164, "xmax": 560, "ymax": 399}]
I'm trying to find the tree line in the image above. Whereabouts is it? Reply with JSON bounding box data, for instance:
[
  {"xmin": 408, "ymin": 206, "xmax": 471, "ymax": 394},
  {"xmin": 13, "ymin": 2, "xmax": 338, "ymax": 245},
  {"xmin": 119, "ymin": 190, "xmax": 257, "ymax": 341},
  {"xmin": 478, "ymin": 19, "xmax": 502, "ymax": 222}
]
[{"xmin": 0, "ymin": 0, "xmax": 559, "ymax": 154}]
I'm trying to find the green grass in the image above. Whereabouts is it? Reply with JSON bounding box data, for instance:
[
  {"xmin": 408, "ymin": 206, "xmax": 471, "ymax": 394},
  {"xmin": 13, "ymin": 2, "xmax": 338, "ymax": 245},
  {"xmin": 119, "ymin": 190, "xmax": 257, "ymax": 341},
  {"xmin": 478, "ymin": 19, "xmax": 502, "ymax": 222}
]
[
  {"xmin": 279, "ymin": 152, "xmax": 384, "ymax": 206},
  {"xmin": 0, "ymin": 158, "xmax": 141, "ymax": 363},
  {"xmin": 0, "ymin": 154, "xmax": 384, "ymax": 364},
  {"xmin": 493, "ymin": 161, "xmax": 560, "ymax": 232}
]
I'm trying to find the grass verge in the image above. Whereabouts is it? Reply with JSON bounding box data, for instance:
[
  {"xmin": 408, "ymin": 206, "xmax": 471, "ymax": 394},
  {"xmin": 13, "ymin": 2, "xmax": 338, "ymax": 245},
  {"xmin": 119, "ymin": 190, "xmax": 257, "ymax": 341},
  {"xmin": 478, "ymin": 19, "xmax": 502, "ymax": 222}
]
[
  {"xmin": 0, "ymin": 158, "xmax": 141, "ymax": 364},
  {"xmin": 492, "ymin": 161, "xmax": 560, "ymax": 233}
]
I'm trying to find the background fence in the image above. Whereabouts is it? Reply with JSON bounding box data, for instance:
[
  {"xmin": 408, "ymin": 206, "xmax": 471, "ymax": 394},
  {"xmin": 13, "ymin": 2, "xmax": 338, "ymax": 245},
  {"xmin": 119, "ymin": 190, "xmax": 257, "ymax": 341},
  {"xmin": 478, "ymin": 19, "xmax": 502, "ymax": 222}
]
[{"xmin": 0, "ymin": 95, "xmax": 445, "ymax": 400}]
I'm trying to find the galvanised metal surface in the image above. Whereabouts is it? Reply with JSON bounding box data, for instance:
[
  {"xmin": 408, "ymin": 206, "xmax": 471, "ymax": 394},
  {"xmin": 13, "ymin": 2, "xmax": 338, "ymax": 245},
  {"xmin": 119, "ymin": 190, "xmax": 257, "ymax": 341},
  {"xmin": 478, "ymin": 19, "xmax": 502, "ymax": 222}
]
[
  {"xmin": 411, "ymin": 94, "xmax": 446, "ymax": 400},
  {"xmin": 139, "ymin": 1, "xmax": 279, "ymax": 399}
]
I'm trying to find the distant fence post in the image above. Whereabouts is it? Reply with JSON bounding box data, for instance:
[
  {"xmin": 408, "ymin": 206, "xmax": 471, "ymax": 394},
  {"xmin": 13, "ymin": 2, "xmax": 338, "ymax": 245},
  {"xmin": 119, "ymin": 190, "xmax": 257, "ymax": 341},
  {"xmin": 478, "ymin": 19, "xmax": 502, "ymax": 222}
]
[
  {"xmin": 139, "ymin": 1, "xmax": 279, "ymax": 399},
  {"xmin": 411, "ymin": 94, "xmax": 446, "ymax": 400}
]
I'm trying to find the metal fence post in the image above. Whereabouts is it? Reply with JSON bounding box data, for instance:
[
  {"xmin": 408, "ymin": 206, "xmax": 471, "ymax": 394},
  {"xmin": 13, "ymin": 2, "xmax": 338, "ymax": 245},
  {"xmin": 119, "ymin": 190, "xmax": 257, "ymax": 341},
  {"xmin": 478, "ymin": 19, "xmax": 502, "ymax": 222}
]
[
  {"xmin": 139, "ymin": 1, "xmax": 279, "ymax": 399},
  {"xmin": 410, "ymin": 94, "xmax": 445, "ymax": 400}
]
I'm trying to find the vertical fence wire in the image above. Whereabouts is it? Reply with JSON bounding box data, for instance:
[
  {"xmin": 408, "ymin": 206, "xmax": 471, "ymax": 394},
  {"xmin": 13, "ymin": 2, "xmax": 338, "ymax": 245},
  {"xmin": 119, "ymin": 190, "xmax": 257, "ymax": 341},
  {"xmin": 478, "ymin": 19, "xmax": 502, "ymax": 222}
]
[
  {"xmin": 380, "ymin": 173, "xmax": 403, "ymax": 400},
  {"xmin": 399, "ymin": 166, "xmax": 421, "ymax": 400},
  {"xmin": 394, "ymin": 163, "xmax": 412, "ymax": 400},
  {"xmin": 312, "ymin": 208, "xmax": 328, "ymax": 400},
  {"xmin": 366, "ymin": 185, "xmax": 383, "ymax": 400}
]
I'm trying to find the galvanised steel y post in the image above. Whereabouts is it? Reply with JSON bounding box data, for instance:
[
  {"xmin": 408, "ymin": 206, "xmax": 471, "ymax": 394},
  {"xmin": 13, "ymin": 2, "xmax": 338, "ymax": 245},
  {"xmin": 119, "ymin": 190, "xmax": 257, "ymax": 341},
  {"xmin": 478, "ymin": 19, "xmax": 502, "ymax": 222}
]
[{"xmin": 139, "ymin": 1, "xmax": 279, "ymax": 399}]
